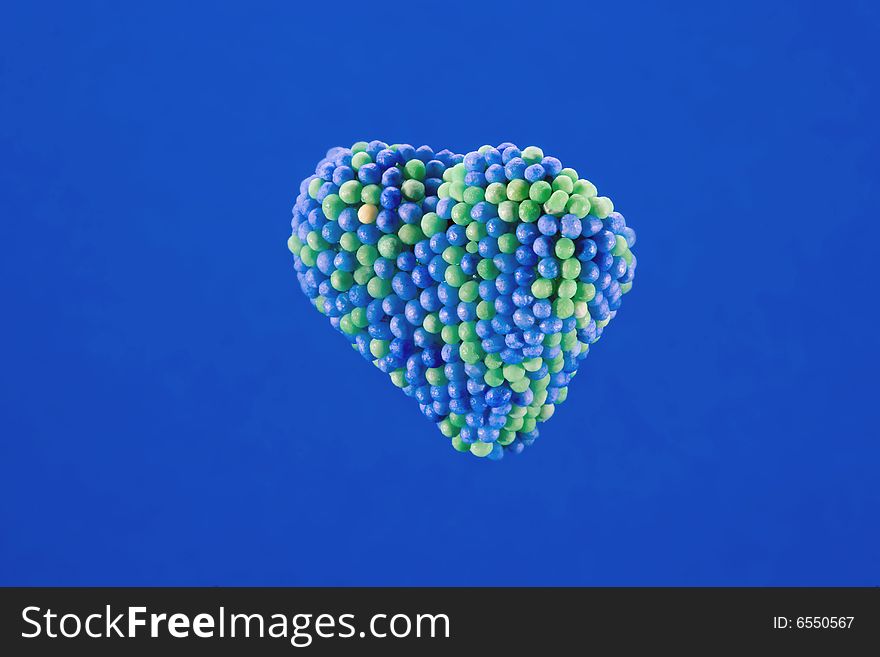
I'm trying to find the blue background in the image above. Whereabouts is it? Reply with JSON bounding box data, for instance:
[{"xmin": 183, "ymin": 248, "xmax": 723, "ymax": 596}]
[{"xmin": 2, "ymin": 1, "xmax": 878, "ymax": 585}]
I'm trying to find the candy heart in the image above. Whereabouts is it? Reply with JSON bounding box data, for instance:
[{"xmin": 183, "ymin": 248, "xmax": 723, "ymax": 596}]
[{"xmin": 287, "ymin": 141, "xmax": 638, "ymax": 459}]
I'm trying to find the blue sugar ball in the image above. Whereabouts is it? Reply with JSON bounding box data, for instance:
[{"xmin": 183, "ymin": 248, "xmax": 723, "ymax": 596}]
[
  {"xmin": 425, "ymin": 178, "xmax": 443, "ymax": 196},
  {"xmin": 603, "ymin": 213, "xmax": 625, "ymax": 234},
  {"xmin": 477, "ymin": 427, "xmax": 500, "ymax": 443},
  {"xmin": 437, "ymin": 282, "xmax": 458, "ymax": 305},
  {"xmin": 367, "ymin": 140, "xmax": 388, "ymax": 157},
  {"xmin": 478, "ymin": 237, "xmax": 499, "ymax": 259},
  {"xmin": 561, "ymin": 317, "xmax": 577, "ymax": 333},
  {"xmin": 584, "ymin": 217, "xmax": 603, "ymax": 236},
  {"xmin": 380, "ymin": 186, "xmax": 402, "ymax": 209},
  {"xmin": 398, "ymin": 202, "xmax": 422, "ymax": 224},
  {"xmin": 483, "ymin": 147, "xmax": 502, "ymax": 166},
  {"xmin": 464, "ymin": 151, "xmax": 486, "ymax": 171},
  {"xmin": 501, "ymin": 146, "xmax": 521, "ymax": 163},
  {"xmin": 475, "ymin": 319, "xmax": 493, "ymax": 338},
  {"xmin": 411, "ymin": 265, "xmax": 432, "ymax": 287},
  {"xmin": 422, "ymin": 347, "xmax": 442, "ymax": 367},
  {"xmin": 523, "ymin": 328, "xmax": 543, "ymax": 345},
  {"xmin": 611, "ymin": 256, "xmax": 627, "ymax": 279},
  {"xmin": 537, "ymin": 214, "xmax": 558, "ymax": 236},
  {"xmin": 414, "ymin": 239, "xmax": 433, "ymax": 263},
  {"xmin": 495, "ymin": 295, "xmax": 516, "ymax": 315},
  {"xmin": 429, "ymin": 232, "xmax": 450, "ymax": 254},
  {"xmin": 369, "ymin": 322, "xmax": 393, "ymax": 340},
  {"xmin": 383, "ymin": 294, "xmax": 406, "ymax": 315},
  {"xmin": 392, "ymin": 272, "xmax": 418, "ymax": 299},
  {"xmin": 471, "ymin": 201, "xmax": 496, "ymax": 221},
  {"xmin": 596, "ymin": 251, "xmax": 614, "ymax": 271},
  {"xmin": 596, "ymin": 229, "xmax": 617, "ymax": 252},
  {"xmin": 537, "ymin": 257, "xmax": 560, "ymax": 279},
  {"xmin": 500, "ymin": 348, "xmax": 524, "ymax": 364},
  {"xmin": 465, "ymin": 380, "xmax": 485, "ymax": 397},
  {"xmin": 576, "ymin": 237, "xmax": 598, "ymax": 261},
  {"xmin": 420, "ymin": 287, "xmax": 442, "ymax": 311},
  {"xmin": 524, "ymin": 163, "xmax": 546, "ymax": 183},
  {"xmin": 488, "ymin": 414, "xmax": 507, "ymax": 429},
  {"xmin": 348, "ymin": 284, "xmax": 370, "ymax": 307},
  {"xmin": 596, "ymin": 270, "xmax": 612, "ymax": 290},
  {"xmin": 478, "ymin": 280, "xmax": 499, "ymax": 301},
  {"xmin": 436, "ymin": 197, "xmax": 455, "ymax": 219},
  {"xmin": 397, "ymin": 144, "xmax": 416, "ymax": 162},
  {"xmin": 532, "ymin": 235, "xmax": 555, "ymax": 257},
  {"xmin": 465, "ymin": 171, "xmax": 486, "ymax": 187},
  {"xmin": 413, "ymin": 327, "xmax": 434, "ymax": 348},
  {"xmin": 514, "ymin": 266, "xmax": 537, "ymax": 287},
  {"xmin": 332, "ymin": 166, "xmax": 355, "ymax": 186},
  {"xmin": 316, "ymin": 160, "xmax": 335, "ymax": 179},
  {"xmin": 438, "ymin": 306, "xmax": 456, "ymax": 325},
  {"xmin": 333, "ymin": 150, "xmax": 353, "ymax": 167},
  {"xmin": 316, "ymin": 181, "xmax": 337, "ymax": 202},
  {"xmin": 366, "ymin": 299, "xmax": 385, "ymax": 323},
  {"xmin": 316, "ymin": 250, "xmax": 335, "ymax": 275},
  {"xmin": 322, "ymin": 220, "xmax": 344, "ymax": 243},
  {"xmin": 515, "ymin": 245, "xmax": 539, "ymax": 266},
  {"xmin": 504, "ymin": 157, "xmax": 527, "ymax": 180},
  {"xmin": 541, "ymin": 156, "xmax": 562, "ymax": 177},
  {"xmin": 356, "ymin": 224, "xmax": 380, "ymax": 245},
  {"xmin": 338, "ymin": 207, "xmax": 359, "ymax": 231},
  {"xmin": 442, "ymin": 345, "xmax": 461, "ymax": 364},
  {"xmin": 447, "ymin": 381, "xmax": 465, "ymax": 398},
  {"xmin": 560, "ymin": 214, "xmax": 583, "ymax": 238},
  {"xmin": 622, "ymin": 226, "xmax": 637, "ymax": 248},
  {"xmin": 513, "ymin": 308, "xmax": 535, "ymax": 329},
  {"xmin": 390, "ymin": 315, "xmax": 413, "ymax": 339},
  {"xmin": 485, "ymin": 164, "xmax": 506, "ymax": 183},
  {"xmin": 512, "ymin": 287, "xmax": 534, "ymax": 308},
  {"xmin": 435, "ymin": 149, "xmax": 455, "ymax": 167},
  {"xmin": 493, "ymin": 253, "xmax": 518, "ymax": 273},
  {"xmin": 491, "ymin": 315, "xmax": 514, "ymax": 335},
  {"xmin": 415, "ymin": 145, "xmax": 434, "ymax": 162},
  {"xmin": 373, "ymin": 257, "xmax": 395, "ymax": 279},
  {"xmin": 457, "ymin": 301, "xmax": 478, "ymax": 321},
  {"xmin": 376, "ymin": 209, "xmax": 401, "ymax": 233},
  {"xmin": 483, "ymin": 334, "xmax": 506, "ymax": 353},
  {"xmin": 358, "ymin": 163, "xmax": 382, "ymax": 184},
  {"xmin": 426, "ymin": 159, "xmax": 446, "ymax": 178},
  {"xmin": 446, "ymin": 224, "xmax": 468, "ymax": 246},
  {"xmin": 460, "ymin": 253, "xmax": 480, "ymax": 275},
  {"xmin": 505, "ymin": 331, "xmax": 525, "ymax": 349},
  {"xmin": 485, "ymin": 217, "xmax": 507, "ymax": 237},
  {"xmin": 495, "ymin": 273, "xmax": 517, "ymax": 295},
  {"xmin": 427, "ymin": 255, "xmax": 448, "ymax": 282},
  {"xmin": 381, "ymin": 166, "xmax": 402, "ymax": 187},
  {"xmin": 405, "ymin": 300, "xmax": 426, "ymax": 325}
]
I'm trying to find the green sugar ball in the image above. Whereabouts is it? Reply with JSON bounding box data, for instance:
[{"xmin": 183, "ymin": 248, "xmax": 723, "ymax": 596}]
[
  {"xmin": 476, "ymin": 300, "xmax": 495, "ymax": 320},
  {"xmin": 426, "ymin": 367, "xmax": 447, "ymax": 386},
  {"xmin": 361, "ymin": 184, "xmax": 382, "ymax": 205},
  {"xmin": 353, "ymin": 265, "xmax": 372, "ymax": 285},
  {"xmin": 398, "ymin": 224, "xmax": 424, "ymax": 245},
  {"xmin": 367, "ymin": 276, "xmax": 391, "ymax": 299},
  {"xmin": 518, "ymin": 199, "xmax": 541, "ymax": 222},
  {"xmin": 470, "ymin": 442, "xmax": 493, "ymax": 458},
  {"xmin": 510, "ymin": 377, "xmax": 531, "ymax": 393},
  {"xmin": 503, "ymin": 363, "xmax": 526, "ymax": 382},
  {"xmin": 451, "ymin": 436, "xmax": 470, "ymax": 452},
  {"xmin": 370, "ymin": 339, "xmax": 390, "ymax": 358},
  {"xmin": 449, "ymin": 180, "xmax": 466, "ymax": 202},
  {"xmin": 529, "ymin": 180, "xmax": 552, "ymax": 204},
  {"xmin": 575, "ymin": 282, "xmax": 596, "ymax": 303},
  {"xmin": 559, "ymin": 167, "xmax": 578, "ymax": 182},
  {"xmin": 339, "ymin": 314, "xmax": 356, "ymax": 335},
  {"xmin": 485, "ymin": 182, "xmax": 507, "ymax": 204},
  {"xmin": 308, "ymin": 177, "xmax": 323, "ymax": 199},
  {"xmin": 338, "ymin": 180, "xmax": 362, "ymax": 204},
  {"xmin": 350, "ymin": 141, "xmax": 368, "ymax": 153},
  {"xmin": 531, "ymin": 278, "xmax": 554, "ymax": 299},
  {"xmin": 613, "ymin": 234, "xmax": 628, "ymax": 256},
  {"xmin": 443, "ymin": 245, "xmax": 465, "ymax": 265},
  {"xmin": 463, "ymin": 186, "xmax": 485, "ymax": 205},
  {"xmin": 572, "ymin": 179, "xmax": 598, "ymax": 197},
  {"xmin": 521, "ymin": 146, "xmax": 544, "ymax": 164},
  {"xmin": 459, "ymin": 281, "xmax": 479, "ymax": 303},
  {"xmin": 507, "ymin": 179, "xmax": 530, "ymax": 202},
  {"xmin": 498, "ymin": 200, "xmax": 518, "ymax": 222},
  {"xmin": 476, "ymin": 258, "xmax": 499, "ymax": 279},
  {"xmin": 377, "ymin": 235, "xmax": 402, "ymax": 259},
  {"xmin": 561, "ymin": 258, "xmax": 582, "ymax": 280},
  {"xmin": 321, "ymin": 193, "xmax": 345, "ymax": 220},
  {"xmin": 330, "ymin": 270, "xmax": 353, "ymax": 291},
  {"xmin": 466, "ymin": 221, "xmax": 487, "ymax": 242},
  {"xmin": 459, "ymin": 340, "xmax": 483, "ymax": 364},
  {"xmin": 356, "ymin": 244, "xmax": 378, "ymax": 266},
  {"xmin": 555, "ymin": 237, "xmax": 575, "ymax": 259},
  {"xmin": 350, "ymin": 307, "xmax": 368, "ymax": 328},
  {"xmin": 299, "ymin": 245, "xmax": 317, "ymax": 267},
  {"xmin": 552, "ymin": 175, "xmax": 574, "ymax": 194},
  {"xmin": 458, "ymin": 321, "xmax": 477, "ymax": 341},
  {"xmin": 351, "ymin": 151, "xmax": 371, "ymax": 170},
  {"xmin": 484, "ymin": 352, "xmax": 502, "ymax": 370},
  {"xmin": 423, "ymin": 313, "xmax": 442, "ymax": 334},
  {"xmin": 484, "ymin": 368, "xmax": 505, "ymax": 387},
  {"xmin": 404, "ymin": 158, "xmax": 426, "ymax": 180},
  {"xmin": 339, "ymin": 232, "xmax": 361, "ymax": 252},
  {"xmin": 401, "ymin": 179, "xmax": 425, "ymax": 201},
  {"xmin": 590, "ymin": 195, "xmax": 614, "ymax": 218},
  {"xmin": 554, "ymin": 297, "xmax": 575, "ymax": 318},
  {"xmin": 557, "ymin": 279, "xmax": 577, "ymax": 299},
  {"xmin": 307, "ymin": 231, "xmax": 329, "ymax": 251},
  {"xmin": 441, "ymin": 325, "xmax": 460, "ymax": 344},
  {"xmin": 498, "ymin": 233, "xmax": 519, "ymax": 254},
  {"xmin": 451, "ymin": 202, "xmax": 472, "ymax": 225},
  {"xmin": 544, "ymin": 190, "xmax": 569, "ymax": 215},
  {"xmin": 445, "ymin": 264, "xmax": 468, "ymax": 287},
  {"xmin": 566, "ymin": 194, "xmax": 591, "ymax": 218}
]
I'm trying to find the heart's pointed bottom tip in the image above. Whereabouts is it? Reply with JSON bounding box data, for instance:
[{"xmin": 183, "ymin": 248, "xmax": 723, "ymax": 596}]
[{"xmin": 288, "ymin": 140, "xmax": 638, "ymax": 459}]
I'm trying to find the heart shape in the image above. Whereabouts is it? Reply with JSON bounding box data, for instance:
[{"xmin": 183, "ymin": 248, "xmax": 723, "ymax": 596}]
[{"xmin": 288, "ymin": 141, "xmax": 638, "ymax": 459}]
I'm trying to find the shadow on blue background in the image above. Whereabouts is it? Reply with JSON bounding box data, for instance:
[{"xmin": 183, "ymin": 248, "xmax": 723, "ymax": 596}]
[{"xmin": 2, "ymin": 1, "xmax": 878, "ymax": 585}]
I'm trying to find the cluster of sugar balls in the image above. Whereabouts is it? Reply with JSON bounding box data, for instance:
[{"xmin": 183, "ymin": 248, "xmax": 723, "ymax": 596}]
[{"xmin": 288, "ymin": 141, "xmax": 637, "ymax": 459}]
